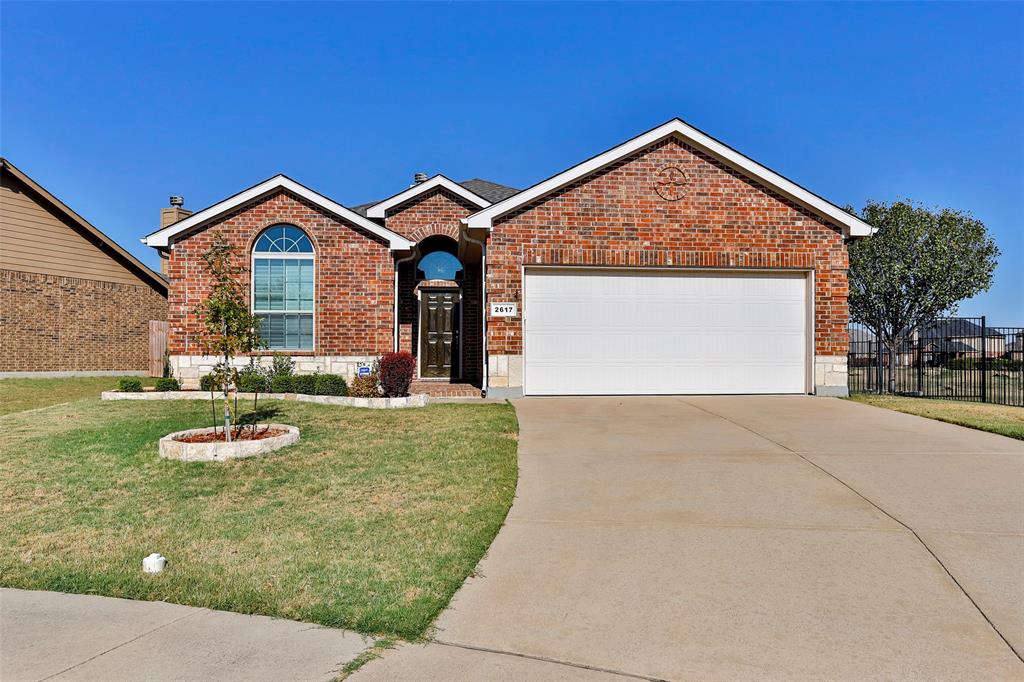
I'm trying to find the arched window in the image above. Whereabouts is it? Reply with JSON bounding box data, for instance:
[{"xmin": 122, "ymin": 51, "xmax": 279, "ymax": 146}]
[
  {"xmin": 417, "ymin": 251, "xmax": 463, "ymax": 280},
  {"xmin": 252, "ymin": 225, "xmax": 314, "ymax": 350}
]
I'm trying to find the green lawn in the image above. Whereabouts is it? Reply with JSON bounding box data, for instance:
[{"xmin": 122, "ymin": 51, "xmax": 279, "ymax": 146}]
[
  {"xmin": 0, "ymin": 395, "xmax": 518, "ymax": 639},
  {"xmin": 848, "ymin": 393, "xmax": 1024, "ymax": 440},
  {"xmin": 0, "ymin": 376, "xmax": 157, "ymax": 415}
]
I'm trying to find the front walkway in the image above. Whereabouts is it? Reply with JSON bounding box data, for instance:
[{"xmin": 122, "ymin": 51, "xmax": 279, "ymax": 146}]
[
  {"xmin": 358, "ymin": 396, "xmax": 1024, "ymax": 680},
  {"xmin": 0, "ymin": 589, "xmax": 371, "ymax": 681}
]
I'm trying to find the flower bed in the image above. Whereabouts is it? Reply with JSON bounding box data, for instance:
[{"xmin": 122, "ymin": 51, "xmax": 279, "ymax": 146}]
[
  {"xmin": 101, "ymin": 390, "xmax": 429, "ymax": 408},
  {"xmin": 159, "ymin": 424, "xmax": 300, "ymax": 462}
]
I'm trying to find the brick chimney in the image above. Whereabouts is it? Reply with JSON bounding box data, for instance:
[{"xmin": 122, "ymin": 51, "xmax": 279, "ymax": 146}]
[{"xmin": 159, "ymin": 196, "xmax": 192, "ymax": 274}]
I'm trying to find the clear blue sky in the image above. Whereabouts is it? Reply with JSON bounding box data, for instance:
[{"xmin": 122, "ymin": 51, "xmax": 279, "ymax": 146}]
[{"xmin": 3, "ymin": 2, "xmax": 1021, "ymax": 320}]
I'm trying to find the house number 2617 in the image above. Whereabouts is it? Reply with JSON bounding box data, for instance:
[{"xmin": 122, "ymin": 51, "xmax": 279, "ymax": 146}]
[{"xmin": 490, "ymin": 303, "xmax": 517, "ymax": 317}]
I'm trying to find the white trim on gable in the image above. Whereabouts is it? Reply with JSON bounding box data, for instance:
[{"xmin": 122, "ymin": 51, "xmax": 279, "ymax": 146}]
[
  {"xmin": 463, "ymin": 119, "xmax": 875, "ymax": 238},
  {"xmin": 143, "ymin": 175, "xmax": 415, "ymax": 250},
  {"xmin": 365, "ymin": 175, "xmax": 491, "ymax": 218}
]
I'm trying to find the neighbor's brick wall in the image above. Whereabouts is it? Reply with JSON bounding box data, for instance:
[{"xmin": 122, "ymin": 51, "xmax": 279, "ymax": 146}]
[
  {"xmin": 0, "ymin": 269, "xmax": 167, "ymax": 372},
  {"xmin": 166, "ymin": 190, "xmax": 394, "ymax": 356},
  {"xmin": 487, "ymin": 137, "xmax": 850, "ymax": 357}
]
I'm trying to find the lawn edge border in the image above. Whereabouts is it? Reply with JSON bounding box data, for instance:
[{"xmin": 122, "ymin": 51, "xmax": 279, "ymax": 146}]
[{"xmin": 101, "ymin": 391, "xmax": 429, "ymax": 409}]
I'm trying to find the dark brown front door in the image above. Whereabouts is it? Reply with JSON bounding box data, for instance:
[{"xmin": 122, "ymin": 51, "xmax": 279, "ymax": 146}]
[{"xmin": 420, "ymin": 290, "xmax": 459, "ymax": 378}]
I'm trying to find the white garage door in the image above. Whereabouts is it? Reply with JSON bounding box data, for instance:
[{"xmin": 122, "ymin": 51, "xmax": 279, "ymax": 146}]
[{"xmin": 523, "ymin": 269, "xmax": 808, "ymax": 395}]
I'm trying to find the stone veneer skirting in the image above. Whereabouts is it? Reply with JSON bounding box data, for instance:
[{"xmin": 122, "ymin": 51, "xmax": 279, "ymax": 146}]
[{"xmin": 169, "ymin": 355, "xmax": 379, "ymax": 389}]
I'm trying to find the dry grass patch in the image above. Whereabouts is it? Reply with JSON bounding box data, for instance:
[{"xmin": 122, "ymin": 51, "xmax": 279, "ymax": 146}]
[{"xmin": 0, "ymin": 397, "xmax": 518, "ymax": 639}]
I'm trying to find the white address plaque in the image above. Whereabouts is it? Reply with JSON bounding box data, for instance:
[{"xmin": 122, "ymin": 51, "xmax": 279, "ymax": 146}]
[{"xmin": 490, "ymin": 302, "xmax": 518, "ymax": 317}]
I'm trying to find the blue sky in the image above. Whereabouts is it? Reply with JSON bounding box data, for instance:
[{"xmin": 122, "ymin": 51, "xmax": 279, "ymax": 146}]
[{"xmin": 2, "ymin": 2, "xmax": 1021, "ymax": 320}]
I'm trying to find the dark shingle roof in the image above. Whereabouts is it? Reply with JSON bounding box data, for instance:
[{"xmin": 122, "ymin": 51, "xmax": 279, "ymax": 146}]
[
  {"xmin": 920, "ymin": 319, "xmax": 1003, "ymax": 339},
  {"xmin": 458, "ymin": 178, "xmax": 520, "ymax": 203},
  {"xmin": 349, "ymin": 178, "xmax": 518, "ymax": 217}
]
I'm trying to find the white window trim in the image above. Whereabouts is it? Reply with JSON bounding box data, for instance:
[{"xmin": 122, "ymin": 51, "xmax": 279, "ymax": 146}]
[
  {"xmin": 252, "ymin": 238, "xmax": 316, "ymax": 353},
  {"xmin": 365, "ymin": 175, "xmax": 491, "ymax": 218}
]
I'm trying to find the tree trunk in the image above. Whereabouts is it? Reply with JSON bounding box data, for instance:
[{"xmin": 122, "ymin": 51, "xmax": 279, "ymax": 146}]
[{"xmin": 887, "ymin": 343, "xmax": 898, "ymax": 394}]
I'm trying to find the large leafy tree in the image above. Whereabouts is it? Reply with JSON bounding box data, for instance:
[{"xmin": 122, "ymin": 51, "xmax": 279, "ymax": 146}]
[{"xmin": 848, "ymin": 200, "xmax": 999, "ymax": 392}]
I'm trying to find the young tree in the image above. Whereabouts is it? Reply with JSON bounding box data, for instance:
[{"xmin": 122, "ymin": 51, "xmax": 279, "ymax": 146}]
[
  {"xmin": 196, "ymin": 233, "xmax": 264, "ymax": 441},
  {"xmin": 848, "ymin": 200, "xmax": 999, "ymax": 393}
]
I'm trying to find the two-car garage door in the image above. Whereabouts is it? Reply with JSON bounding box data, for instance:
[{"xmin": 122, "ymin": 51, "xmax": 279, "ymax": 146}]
[{"xmin": 523, "ymin": 269, "xmax": 809, "ymax": 395}]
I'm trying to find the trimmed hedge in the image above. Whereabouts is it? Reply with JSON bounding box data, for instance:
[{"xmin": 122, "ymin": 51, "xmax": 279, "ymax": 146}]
[
  {"xmin": 236, "ymin": 367, "xmax": 271, "ymax": 393},
  {"xmin": 270, "ymin": 374, "xmax": 294, "ymax": 393},
  {"xmin": 154, "ymin": 377, "xmax": 180, "ymax": 392},
  {"xmin": 200, "ymin": 374, "xmax": 218, "ymax": 392},
  {"xmin": 314, "ymin": 373, "xmax": 348, "ymax": 396},
  {"xmin": 118, "ymin": 377, "xmax": 143, "ymax": 392},
  {"xmin": 291, "ymin": 374, "xmax": 318, "ymax": 395}
]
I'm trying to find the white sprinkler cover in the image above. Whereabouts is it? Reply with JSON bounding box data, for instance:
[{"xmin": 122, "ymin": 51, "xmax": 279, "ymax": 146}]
[{"xmin": 142, "ymin": 553, "xmax": 167, "ymax": 574}]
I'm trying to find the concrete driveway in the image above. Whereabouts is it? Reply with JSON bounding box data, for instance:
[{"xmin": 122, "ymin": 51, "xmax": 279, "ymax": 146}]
[{"xmin": 359, "ymin": 396, "xmax": 1023, "ymax": 681}]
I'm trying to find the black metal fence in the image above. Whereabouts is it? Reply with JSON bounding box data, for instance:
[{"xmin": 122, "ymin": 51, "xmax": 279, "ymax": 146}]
[{"xmin": 849, "ymin": 317, "xmax": 1024, "ymax": 407}]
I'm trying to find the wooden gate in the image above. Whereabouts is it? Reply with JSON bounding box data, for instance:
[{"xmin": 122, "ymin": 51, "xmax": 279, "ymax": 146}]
[{"xmin": 149, "ymin": 320, "xmax": 169, "ymax": 377}]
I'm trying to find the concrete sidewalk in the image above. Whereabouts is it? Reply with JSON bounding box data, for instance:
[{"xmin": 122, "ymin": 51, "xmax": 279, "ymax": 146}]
[
  {"xmin": 0, "ymin": 588, "xmax": 372, "ymax": 682},
  {"xmin": 357, "ymin": 396, "xmax": 1024, "ymax": 681}
]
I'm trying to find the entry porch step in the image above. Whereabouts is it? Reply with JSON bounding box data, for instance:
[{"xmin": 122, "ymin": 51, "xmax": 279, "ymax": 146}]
[{"xmin": 410, "ymin": 381, "xmax": 482, "ymax": 398}]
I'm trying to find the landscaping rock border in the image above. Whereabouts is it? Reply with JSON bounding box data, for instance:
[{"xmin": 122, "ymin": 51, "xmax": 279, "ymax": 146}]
[
  {"xmin": 159, "ymin": 424, "xmax": 300, "ymax": 462},
  {"xmin": 101, "ymin": 390, "xmax": 429, "ymax": 408}
]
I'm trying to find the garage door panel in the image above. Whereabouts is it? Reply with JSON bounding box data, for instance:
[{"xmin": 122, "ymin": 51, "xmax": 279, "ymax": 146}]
[{"xmin": 524, "ymin": 269, "xmax": 808, "ymax": 395}]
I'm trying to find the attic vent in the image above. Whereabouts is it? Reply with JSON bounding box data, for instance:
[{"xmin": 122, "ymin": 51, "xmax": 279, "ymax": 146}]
[{"xmin": 413, "ymin": 173, "xmax": 428, "ymax": 184}]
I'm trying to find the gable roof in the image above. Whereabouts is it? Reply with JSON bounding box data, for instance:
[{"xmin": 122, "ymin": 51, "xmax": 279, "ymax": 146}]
[
  {"xmin": 143, "ymin": 174, "xmax": 415, "ymax": 250},
  {"xmin": 463, "ymin": 118, "xmax": 876, "ymax": 238},
  {"xmin": 350, "ymin": 177, "xmax": 518, "ymax": 217},
  {"xmin": 1, "ymin": 157, "xmax": 167, "ymax": 294},
  {"xmin": 364, "ymin": 174, "xmax": 491, "ymax": 218}
]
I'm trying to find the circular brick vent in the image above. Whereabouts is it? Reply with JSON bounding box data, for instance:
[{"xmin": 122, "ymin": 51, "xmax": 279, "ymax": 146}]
[{"xmin": 654, "ymin": 166, "xmax": 688, "ymax": 201}]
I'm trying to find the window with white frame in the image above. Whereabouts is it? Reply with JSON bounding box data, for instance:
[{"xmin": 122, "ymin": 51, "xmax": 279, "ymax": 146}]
[{"xmin": 251, "ymin": 225, "xmax": 314, "ymax": 351}]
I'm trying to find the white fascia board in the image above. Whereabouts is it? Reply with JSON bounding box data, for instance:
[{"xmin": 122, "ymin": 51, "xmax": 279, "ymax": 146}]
[
  {"xmin": 465, "ymin": 119, "xmax": 875, "ymax": 238},
  {"xmin": 365, "ymin": 175, "xmax": 491, "ymax": 218},
  {"xmin": 144, "ymin": 175, "xmax": 415, "ymax": 250}
]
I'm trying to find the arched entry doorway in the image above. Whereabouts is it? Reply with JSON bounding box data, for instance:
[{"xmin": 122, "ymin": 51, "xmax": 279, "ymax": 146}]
[{"xmin": 414, "ymin": 236, "xmax": 464, "ymax": 379}]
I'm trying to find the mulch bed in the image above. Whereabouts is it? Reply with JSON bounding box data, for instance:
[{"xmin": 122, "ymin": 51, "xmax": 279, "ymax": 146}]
[{"xmin": 174, "ymin": 427, "xmax": 287, "ymax": 444}]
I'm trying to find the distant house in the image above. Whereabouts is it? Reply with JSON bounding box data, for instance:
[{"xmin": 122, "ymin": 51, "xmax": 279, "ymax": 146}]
[{"xmin": 0, "ymin": 159, "xmax": 167, "ymax": 376}]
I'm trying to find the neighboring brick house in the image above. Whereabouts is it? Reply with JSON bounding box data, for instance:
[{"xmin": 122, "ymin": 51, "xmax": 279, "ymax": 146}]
[
  {"xmin": 144, "ymin": 119, "xmax": 874, "ymax": 396},
  {"xmin": 0, "ymin": 158, "xmax": 168, "ymax": 376}
]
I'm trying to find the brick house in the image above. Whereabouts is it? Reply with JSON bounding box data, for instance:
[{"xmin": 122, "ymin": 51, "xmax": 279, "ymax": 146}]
[
  {"xmin": 144, "ymin": 119, "xmax": 873, "ymax": 396},
  {"xmin": 1, "ymin": 158, "xmax": 168, "ymax": 376}
]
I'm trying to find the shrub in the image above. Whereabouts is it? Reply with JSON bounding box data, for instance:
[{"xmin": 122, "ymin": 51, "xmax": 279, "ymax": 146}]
[
  {"xmin": 270, "ymin": 353, "xmax": 295, "ymax": 379},
  {"xmin": 199, "ymin": 373, "xmax": 219, "ymax": 392},
  {"xmin": 270, "ymin": 374, "xmax": 294, "ymax": 393},
  {"xmin": 315, "ymin": 373, "xmax": 348, "ymax": 396},
  {"xmin": 291, "ymin": 373, "xmax": 318, "ymax": 395},
  {"xmin": 379, "ymin": 352, "xmax": 415, "ymax": 397},
  {"xmin": 154, "ymin": 377, "xmax": 180, "ymax": 392},
  {"xmin": 118, "ymin": 376, "xmax": 143, "ymax": 392},
  {"xmin": 944, "ymin": 356, "xmax": 1022, "ymax": 371},
  {"xmin": 348, "ymin": 374, "xmax": 380, "ymax": 398},
  {"xmin": 236, "ymin": 367, "xmax": 270, "ymax": 393}
]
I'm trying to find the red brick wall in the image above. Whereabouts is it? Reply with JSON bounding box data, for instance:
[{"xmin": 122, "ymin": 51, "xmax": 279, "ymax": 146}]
[
  {"xmin": 487, "ymin": 137, "xmax": 850, "ymax": 356},
  {"xmin": 167, "ymin": 190, "xmax": 394, "ymax": 356},
  {"xmin": 0, "ymin": 269, "xmax": 167, "ymax": 372},
  {"xmin": 385, "ymin": 188, "xmax": 478, "ymax": 241}
]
